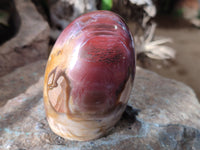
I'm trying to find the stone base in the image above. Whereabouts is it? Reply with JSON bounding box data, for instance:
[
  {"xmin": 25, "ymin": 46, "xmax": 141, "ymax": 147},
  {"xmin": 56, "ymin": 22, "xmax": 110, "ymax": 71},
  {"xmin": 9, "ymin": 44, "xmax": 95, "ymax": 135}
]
[{"xmin": 0, "ymin": 67, "xmax": 200, "ymax": 149}]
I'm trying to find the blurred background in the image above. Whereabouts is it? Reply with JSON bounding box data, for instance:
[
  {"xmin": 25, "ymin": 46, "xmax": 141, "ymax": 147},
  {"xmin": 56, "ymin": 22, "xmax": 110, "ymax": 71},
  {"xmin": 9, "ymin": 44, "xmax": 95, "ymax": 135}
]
[{"xmin": 0, "ymin": 0, "xmax": 200, "ymax": 106}]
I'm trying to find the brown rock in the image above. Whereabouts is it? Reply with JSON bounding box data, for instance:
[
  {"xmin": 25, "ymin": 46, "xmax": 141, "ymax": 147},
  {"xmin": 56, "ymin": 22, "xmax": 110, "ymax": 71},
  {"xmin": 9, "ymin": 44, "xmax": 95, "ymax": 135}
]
[
  {"xmin": 0, "ymin": 0, "xmax": 49, "ymax": 77},
  {"xmin": 0, "ymin": 67, "xmax": 200, "ymax": 149}
]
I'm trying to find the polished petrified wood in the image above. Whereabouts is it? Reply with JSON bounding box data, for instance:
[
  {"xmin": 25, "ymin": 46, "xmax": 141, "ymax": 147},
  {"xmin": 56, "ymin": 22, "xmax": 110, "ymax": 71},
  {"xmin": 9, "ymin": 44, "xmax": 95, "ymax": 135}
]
[{"xmin": 43, "ymin": 10, "xmax": 136, "ymax": 141}]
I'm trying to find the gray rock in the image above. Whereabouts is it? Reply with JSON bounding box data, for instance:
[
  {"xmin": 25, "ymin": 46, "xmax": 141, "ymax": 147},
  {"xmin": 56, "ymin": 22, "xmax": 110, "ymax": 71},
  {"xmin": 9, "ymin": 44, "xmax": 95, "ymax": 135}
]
[
  {"xmin": 0, "ymin": 0, "xmax": 49, "ymax": 77},
  {"xmin": 50, "ymin": 0, "xmax": 97, "ymax": 41},
  {"xmin": 0, "ymin": 60, "xmax": 46, "ymax": 106},
  {"xmin": 130, "ymin": 67, "xmax": 200, "ymax": 129},
  {"xmin": 0, "ymin": 67, "xmax": 200, "ymax": 150},
  {"xmin": 50, "ymin": 0, "xmax": 97, "ymax": 28}
]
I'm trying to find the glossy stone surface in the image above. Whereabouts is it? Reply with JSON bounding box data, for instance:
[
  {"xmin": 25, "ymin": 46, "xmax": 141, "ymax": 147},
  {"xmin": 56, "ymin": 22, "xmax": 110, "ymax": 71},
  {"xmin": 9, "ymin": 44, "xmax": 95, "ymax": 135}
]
[{"xmin": 43, "ymin": 10, "xmax": 136, "ymax": 141}]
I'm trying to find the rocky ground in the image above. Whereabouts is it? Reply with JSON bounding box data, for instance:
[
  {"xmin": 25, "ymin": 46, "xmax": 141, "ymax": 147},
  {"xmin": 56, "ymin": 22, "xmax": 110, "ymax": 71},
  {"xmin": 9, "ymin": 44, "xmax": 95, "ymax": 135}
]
[{"xmin": 0, "ymin": 63, "xmax": 200, "ymax": 150}]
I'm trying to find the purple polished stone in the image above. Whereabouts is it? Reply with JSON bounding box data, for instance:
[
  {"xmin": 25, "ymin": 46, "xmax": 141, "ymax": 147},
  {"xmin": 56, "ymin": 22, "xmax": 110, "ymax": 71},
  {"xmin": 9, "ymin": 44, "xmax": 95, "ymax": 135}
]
[{"xmin": 43, "ymin": 10, "xmax": 136, "ymax": 141}]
